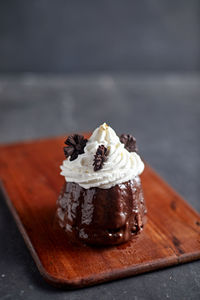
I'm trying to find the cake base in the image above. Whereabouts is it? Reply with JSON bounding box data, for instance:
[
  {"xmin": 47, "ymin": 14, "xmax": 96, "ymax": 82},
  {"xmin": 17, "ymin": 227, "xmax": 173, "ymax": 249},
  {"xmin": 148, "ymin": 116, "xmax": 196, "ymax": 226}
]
[{"xmin": 56, "ymin": 177, "xmax": 146, "ymax": 246}]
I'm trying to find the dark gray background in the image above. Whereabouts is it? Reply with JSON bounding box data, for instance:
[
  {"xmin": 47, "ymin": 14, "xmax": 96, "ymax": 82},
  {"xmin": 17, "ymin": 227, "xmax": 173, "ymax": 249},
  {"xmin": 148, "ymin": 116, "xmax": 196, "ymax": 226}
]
[
  {"xmin": 0, "ymin": 0, "xmax": 200, "ymax": 299},
  {"xmin": 0, "ymin": 74, "xmax": 200, "ymax": 299},
  {"xmin": 0, "ymin": 0, "xmax": 200, "ymax": 73}
]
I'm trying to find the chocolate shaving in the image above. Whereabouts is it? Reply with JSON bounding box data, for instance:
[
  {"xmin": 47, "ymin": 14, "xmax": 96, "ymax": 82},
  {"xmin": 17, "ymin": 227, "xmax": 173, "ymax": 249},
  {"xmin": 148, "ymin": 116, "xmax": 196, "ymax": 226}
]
[
  {"xmin": 93, "ymin": 145, "xmax": 108, "ymax": 171},
  {"xmin": 120, "ymin": 134, "xmax": 138, "ymax": 152},
  {"xmin": 64, "ymin": 134, "xmax": 88, "ymax": 161}
]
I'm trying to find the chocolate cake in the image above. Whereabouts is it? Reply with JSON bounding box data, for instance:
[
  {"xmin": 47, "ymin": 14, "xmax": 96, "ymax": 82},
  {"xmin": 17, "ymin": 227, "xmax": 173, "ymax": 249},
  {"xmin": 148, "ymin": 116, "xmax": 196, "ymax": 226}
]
[
  {"xmin": 57, "ymin": 178, "xmax": 146, "ymax": 246},
  {"xmin": 57, "ymin": 123, "xmax": 147, "ymax": 246}
]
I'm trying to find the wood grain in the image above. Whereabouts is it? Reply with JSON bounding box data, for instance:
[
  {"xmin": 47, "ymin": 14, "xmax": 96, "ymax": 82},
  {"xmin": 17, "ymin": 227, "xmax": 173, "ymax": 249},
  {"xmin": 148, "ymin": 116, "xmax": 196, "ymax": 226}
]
[{"xmin": 0, "ymin": 134, "xmax": 200, "ymax": 288}]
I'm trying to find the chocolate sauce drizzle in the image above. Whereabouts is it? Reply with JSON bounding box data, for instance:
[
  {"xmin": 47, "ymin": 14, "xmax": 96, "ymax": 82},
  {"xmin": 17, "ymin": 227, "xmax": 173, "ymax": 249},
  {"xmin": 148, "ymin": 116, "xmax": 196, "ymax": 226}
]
[{"xmin": 57, "ymin": 178, "xmax": 146, "ymax": 246}]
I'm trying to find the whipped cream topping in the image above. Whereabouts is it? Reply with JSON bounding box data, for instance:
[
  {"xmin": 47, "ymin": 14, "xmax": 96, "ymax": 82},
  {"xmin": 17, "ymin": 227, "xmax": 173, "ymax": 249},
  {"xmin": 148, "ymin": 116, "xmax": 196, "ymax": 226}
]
[{"xmin": 60, "ymin": 123, "xmax": 144, "ymax": 189}]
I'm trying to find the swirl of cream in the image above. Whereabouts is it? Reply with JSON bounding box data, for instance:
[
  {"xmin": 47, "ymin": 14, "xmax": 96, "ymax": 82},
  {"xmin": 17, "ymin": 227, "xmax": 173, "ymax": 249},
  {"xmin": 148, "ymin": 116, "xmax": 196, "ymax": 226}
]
[{"xmin": 60, "ymin": 123, "xmax": 144, "ymax": 189}]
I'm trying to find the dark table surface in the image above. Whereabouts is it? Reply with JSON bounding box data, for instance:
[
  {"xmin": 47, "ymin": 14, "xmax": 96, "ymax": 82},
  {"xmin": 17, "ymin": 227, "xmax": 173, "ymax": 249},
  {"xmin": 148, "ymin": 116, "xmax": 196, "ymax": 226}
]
[{"xmin": 0, "ymin": 73, "xmax": 200, "ymax": 300}]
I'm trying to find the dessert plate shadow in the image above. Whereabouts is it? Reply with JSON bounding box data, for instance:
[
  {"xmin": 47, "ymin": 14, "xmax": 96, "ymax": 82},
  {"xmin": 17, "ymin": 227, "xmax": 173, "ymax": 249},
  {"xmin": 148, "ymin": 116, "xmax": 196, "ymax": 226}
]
[{"xmin": 0, "ymin": 134, "xmax": 200, "ymax": 288}]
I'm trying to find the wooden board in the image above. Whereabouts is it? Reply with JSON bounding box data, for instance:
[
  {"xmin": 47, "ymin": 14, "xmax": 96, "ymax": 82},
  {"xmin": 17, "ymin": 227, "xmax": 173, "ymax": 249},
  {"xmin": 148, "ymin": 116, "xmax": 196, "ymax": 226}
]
[{"xmin": 0, "ymin": 134, "xmax": 200, "ymax": 289}]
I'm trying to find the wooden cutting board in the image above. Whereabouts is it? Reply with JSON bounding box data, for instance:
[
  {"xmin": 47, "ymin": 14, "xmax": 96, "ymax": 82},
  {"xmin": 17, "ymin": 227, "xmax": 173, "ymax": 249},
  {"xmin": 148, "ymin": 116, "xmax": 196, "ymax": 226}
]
[{"xmin": 0, "ymin": 134, "xmax": 200, "ymax": 288}]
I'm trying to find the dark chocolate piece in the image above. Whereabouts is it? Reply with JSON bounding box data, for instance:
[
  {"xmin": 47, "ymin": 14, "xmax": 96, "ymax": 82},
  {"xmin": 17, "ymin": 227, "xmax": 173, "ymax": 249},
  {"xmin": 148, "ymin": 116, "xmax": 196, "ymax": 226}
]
[
  {"xmin": 64, "ymin": 134, "xmax": 87, "ymax": 161},
  {"xmin": 120, "ymin": 134, "xmax": 138, "ymax": 153},
  {"xmin": 93, "ymin": 145, "xmax": 108, "ymax": 171}
]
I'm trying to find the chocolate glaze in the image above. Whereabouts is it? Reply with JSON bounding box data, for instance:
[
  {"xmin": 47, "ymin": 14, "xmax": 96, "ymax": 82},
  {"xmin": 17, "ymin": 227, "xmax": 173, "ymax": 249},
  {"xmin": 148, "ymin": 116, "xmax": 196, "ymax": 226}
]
[{"xmin": 56, "ymin": 177, "xmax": 147, "ymax": 246}]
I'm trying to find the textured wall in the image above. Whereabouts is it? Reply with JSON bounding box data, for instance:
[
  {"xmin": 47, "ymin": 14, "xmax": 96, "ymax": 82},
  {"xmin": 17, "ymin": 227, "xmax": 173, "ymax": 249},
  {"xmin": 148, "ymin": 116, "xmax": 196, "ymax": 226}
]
[{"xmin": 0, "ymin": 0, "xmax": 199, "ymax": 73}]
